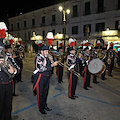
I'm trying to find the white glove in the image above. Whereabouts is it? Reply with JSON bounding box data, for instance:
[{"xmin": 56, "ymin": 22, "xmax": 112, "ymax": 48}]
[
  {"xmin": 33, "ymin": 69, "xmax": 39, "ymax": 74},
  {"xmin": 68, "ymin": 64, "xmax": 75, "ymax": 70}
]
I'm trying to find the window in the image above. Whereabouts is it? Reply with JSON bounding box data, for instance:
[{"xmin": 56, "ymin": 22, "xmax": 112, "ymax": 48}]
[
  {"xmin": 97, "ymin": 0, "xmax": 104, "ymax": 13},
  {"xmin": 42, "ymin": 16, "xmax": 45, "ymax": 24},
  {"xmin": 85, "ymin": 2, "xmax": 90, "ymax": 15},
  {"xmin": 17, "ymin": 22, "xmax": 20, "ymax": 29},
  {"xmin": 32, "ymin": 18, "xmax": 35, "ymax": 26},
  {"xmin": 83, "ymin": 24, "xmax": 91, "ymax": 36},
  {"xmin": 62, "ymin": 28, "xmax": 66, "ymax": 34},
  {"xmin": 42, "ymin": 30, "xmax": 45, "ymax": 39},
  {"xmin": 28, "ymin": 31, "xmax": 31, "ymax": 40},
  {"xmin": 73, "ymin": 5, "xmax": 78, "ymax": 17},
  {"xmin": 11, "ymin": 24, "xmax": 13, "ymax": 31},
  {"xmin": 24, "ymin": 21, "xmax": 27, "ymax": 28},
  {"xmin": 118, "ymin": 0, "xmax": 120, "ymax": 9},
  {"xmin": 52, "ymin": 29, "xmax": 55, "ymax": 35},
  {"xmin": 72, "ymin": 26, "xmax": 78, "ymax": 34},
  {"xmin": 24, "ymin": 32, "xmax": 27, "ymax": 39},
  {"xmin": 52, "ymin": 15, "xmax": 56, "ymax": 22},
  {"xmin": 95, "ymin": 22, "xmax": 105, "ymax": 32},
  {"xmin": 115, "ymin": 20, "xmax": 120, "ymax": 30}
]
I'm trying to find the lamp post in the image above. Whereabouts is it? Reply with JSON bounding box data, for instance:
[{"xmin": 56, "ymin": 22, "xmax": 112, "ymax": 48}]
[{"xmin": 59, "ymin": 6, "xmax": 70, "ymax": 51}]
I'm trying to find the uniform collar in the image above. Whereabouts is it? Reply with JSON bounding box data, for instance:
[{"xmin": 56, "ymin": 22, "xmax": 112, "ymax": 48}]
[{"xmin": 6, "ymin": 53, "xmax": 12, "ymax": 57}]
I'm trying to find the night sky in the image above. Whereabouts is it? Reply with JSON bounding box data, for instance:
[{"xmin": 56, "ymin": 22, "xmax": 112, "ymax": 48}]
[{"xmin": 0, "ymin": 0, "xmax": 65, "ymax": 23}]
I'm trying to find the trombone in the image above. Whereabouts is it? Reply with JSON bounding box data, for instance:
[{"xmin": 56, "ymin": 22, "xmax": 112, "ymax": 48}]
[
  {"xmin": 58, "ymin": 61, "xmax": 81, "ymax": 77},
  {"xmin": 49, "ymin": 50, "xmax": 81, "ymax": 77}
]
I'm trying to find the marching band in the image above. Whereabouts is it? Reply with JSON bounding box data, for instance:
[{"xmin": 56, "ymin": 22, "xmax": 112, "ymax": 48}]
[{"xmin": 0, "ymin": 22, "xmax": 119, "ymax": 118}]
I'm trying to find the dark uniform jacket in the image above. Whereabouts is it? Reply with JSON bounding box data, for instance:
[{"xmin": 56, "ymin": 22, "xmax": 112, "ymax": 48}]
[
  {"xmin": 66, "ymin": 54, "xmax": 79, "ymax": 72},
  {"xmin": 0, "ymin": 53, "xmax": 20, "ymax": 84},
  {"xmin": 35, "ymin": 53, "xmax": 52, "ymax": 76}
]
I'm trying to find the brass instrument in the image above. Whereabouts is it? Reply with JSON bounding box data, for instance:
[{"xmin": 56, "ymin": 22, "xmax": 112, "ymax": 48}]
[
  {"xmin": 58, "ymin": 61, "xmax": 81, "ymax": 77},
  {"xmin": 97, "ymin": 50, "xmax": 104, "ymax": 59},
  {"xmin": 107, "ymin": 51, "xmax": 111, "ymax": 64},
  {"xmin": 81, "ymin": 51, "xmax": 91, "ymax": 64},
  {"xmin": 0, "ymin": 48, "xmax": 15, "ymax": 78},
  {"xmin": 14, "ymin": 45, "xmax": 28, "ymax": 63},
  {"xmin": 49, "ymin": 50, "xmax": 81, "ymax": 77}
]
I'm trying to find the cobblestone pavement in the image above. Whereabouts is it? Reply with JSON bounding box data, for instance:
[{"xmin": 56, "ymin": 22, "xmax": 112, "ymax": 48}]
[{"xmin": 12, "ymin": 54, "xmax": 120, "ymax": 120}]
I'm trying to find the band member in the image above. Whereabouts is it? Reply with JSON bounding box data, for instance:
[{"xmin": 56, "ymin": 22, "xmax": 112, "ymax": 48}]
[
  {"xmin": 57, "ymin": 47, "xmax": 64, "ymax": 83},
  {"xmin": 66, "ymin": 47, "xmax": 79, "ymax": 99},
  {"xmin": 0, "ymin": 22, "xmax": 19, "ymax": 120},
  {"xmin": 107, "ymin": 47, "xmax": 115, "ymax": 76},
  {"xmin": 91, "ymin": 47, "xmax": 99, "ymax": 84},
  {"xmin": 101, "ymin": 48, "xmax": 107, "ymax": 80},
  {"xmin": 49, "ymin": 46, "xmax": 54, "ymax": 74},
  {"xmin": 82, "ymin": 47, "xmax": 91, "ymax": 90},
  {"xmin": 33, "ymin": 45, "xmax": 58, "ymax": 114},
  {"xmin": 14, "ymin": 45, "xmax": 24, "ymax": 82},
  {"xmin": 78, "ymin": 48, "xmax": 83, "ymax": 76},
  {"xmin": 5, "ymin": 45, "xmax": 20, "ymax": 96}
]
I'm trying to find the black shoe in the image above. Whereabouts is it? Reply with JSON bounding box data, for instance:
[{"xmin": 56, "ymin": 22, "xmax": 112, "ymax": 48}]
[
  {"xmin": 44, "ymin": 107, "xmax": 52, "ymax": 111},
  {"xmin": 69, "ymin": 96, "xmax": 76, "ymax": 100},
  {"xmin": 74, "ymin": 95, "xmax": 78, "ymax": 98},
  {"xmin": 13, "ymin": 94, "xmax": 19, "ymax": 96},
  {"xmin": 20, "ymin": 80, "xmax": 23, "ymax": 82},
  {"xmin": 87, "ymin": 86, "xmax": 92, "ymax": 88},
  {"xmin": 84, "ymin": 87, "xmax": 89, "ymax": 90},
  {"xmin": 39, "ymin": 109, "xmax": 47, "ymax": 114},
  {"xmin": 93, "ymin": 81, "xmax": 99, "ymax": 84}
]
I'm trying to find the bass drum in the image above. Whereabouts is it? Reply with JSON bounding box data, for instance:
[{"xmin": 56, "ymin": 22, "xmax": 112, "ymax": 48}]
[{"xmin": 88, "ymin": 59, "xmax": 106, "ymax": 75}]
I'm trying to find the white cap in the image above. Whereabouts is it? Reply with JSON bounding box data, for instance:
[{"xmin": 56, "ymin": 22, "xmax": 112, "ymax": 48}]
[
  {"xmin": 59, "ymin": 40, "xmax": 62, "ymax": 44},
  {"xmin": 8, "ymin": 34, "xmax": 14, "ymax": 40},
  {"xmin": 69, "ymin": 38, "xmax": 74, "ymax": 45},
  {"xmin": 0, "ymin": 22, "xmax": 7, "ymax": 30},
  {"xmin": 19, "ymin": 38, "xmax": 22, "ymax": 41},
  {"xmin": 37, "ymin": 40, "xmax": 42, "ymax": 45},
  {"xmin": 97, "ymin": 40, "xmax": 100, "ymax": 43},
  {"xmin": 46, "ymin": 32, "xmax": 54, "ymax": 39}
]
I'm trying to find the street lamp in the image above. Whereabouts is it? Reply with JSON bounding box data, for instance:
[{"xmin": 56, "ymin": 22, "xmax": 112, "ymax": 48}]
[
  {"xmin": 59, "ymin": 6, "xmax": 70, "ymax": 51},
  {"xmin": 59, "ymin": 6, "xmax": 70, "ymax": 22}
]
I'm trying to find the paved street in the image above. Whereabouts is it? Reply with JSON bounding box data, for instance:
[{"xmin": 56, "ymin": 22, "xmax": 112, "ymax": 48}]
[{"xmin": 12, "ymin": 53, "xmax": 120, "ymax": 120}]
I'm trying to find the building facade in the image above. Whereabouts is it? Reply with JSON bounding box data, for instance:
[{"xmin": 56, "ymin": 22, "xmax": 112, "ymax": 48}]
[{"xmin": 8, "ymin": 0, "xmax": 120, "ymax": 45}]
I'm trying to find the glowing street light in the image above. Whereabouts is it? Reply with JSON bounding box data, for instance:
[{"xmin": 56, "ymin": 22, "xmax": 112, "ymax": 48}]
[{"xmin": 58, "ymin": 6, "xmax": 70, "ymax": 51}]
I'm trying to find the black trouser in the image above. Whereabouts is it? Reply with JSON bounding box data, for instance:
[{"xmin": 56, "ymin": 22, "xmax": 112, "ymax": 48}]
[
  {"xmin": 16, "ymin": 70, "xmax": 22, "ymax": 82},
  {"xmin": 83, "ymin": 66, "xmax": 91, "ymax": 88},
  {"xmin": 93, "ymin": 74, "xmax": 97, "ymax": 83},
  {"xmin": 108, "ymin": 60, "xmax": 114, "ymax": 76},
  {"xmin": 33, "ymin": 74, "xmax": 50, "ymax": 110},
  {"xmin": 68, "ymin": 70, "xmax": 78, "ymax": 98},
  {"xmin": 13, "ymin": 76, "xmax": 17, "ymax": 95},
  {"xmin": 57, "ymin": 65, "xmax": 63, "ymax": 83},
  {"xmin": 101, "ymin": 69, "xmax": 106, "ymax": 80},
  {"xmin": 0, "ymin": 82, "xmax": 13, "ymax": 120}
]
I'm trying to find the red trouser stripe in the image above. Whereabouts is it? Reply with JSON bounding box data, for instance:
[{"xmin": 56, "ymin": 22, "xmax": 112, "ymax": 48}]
[
  {"xmin": 108, "ymin": 64, "xmax": 111, "ymax": 75},
  {"xmin": 83, "ymin": 66, "xmax": 87, "ymax": 87},
  {"xmin": 12, "ymin": 80, "xmax": 14, "ymax": 94},
  {"xmin": 69, "ymin": 70, "xmax": 72, "ymax": 97},
  {"xmin": 36, "ymin": 84, "xmax": 40, "ymax": 110},
  {"xmin": 33, "ymin": 74, "xmax": 41, "ymax": 110},
  {"xmin": 33, "ymin": 74, "xmax": 41, "ymax": 92}
]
